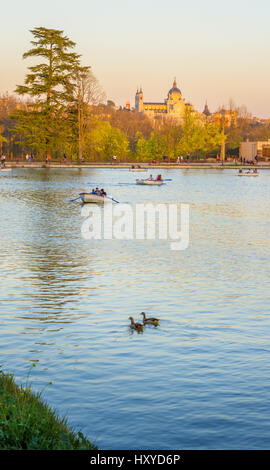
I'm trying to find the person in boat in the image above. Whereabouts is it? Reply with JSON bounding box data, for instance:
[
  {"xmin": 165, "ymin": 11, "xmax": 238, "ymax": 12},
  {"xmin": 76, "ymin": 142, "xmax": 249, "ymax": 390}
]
[
  {"xmin": 100, "ymin": 188, "xmax": 107, "ymax": 196},
  {"xmin": 149, "ymin": 174, "xmax": 153, "ymax": 180},
  {"xmin": 239, "ymin": 169, "xmax": 242, "ymax": 173},
  {"xmin": 131, "ymin": 165, "xmax": 135, "ymax": 169},
  {"xmin": 156, "ymin": 174, "xmax": 162, "ymax": 181},
  {"xmin": 92, "ymin": 187, "xmax": 100, "ymax": 195}
]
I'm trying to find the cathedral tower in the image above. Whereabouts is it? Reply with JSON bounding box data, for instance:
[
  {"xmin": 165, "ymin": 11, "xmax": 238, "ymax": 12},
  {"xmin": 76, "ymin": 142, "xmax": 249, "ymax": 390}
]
[
  {"xmin": 135, "ymin": 86, "xmax": 144, "ymax": 112},
  {"xmin": 203, "ymin": 100, "xmax": 211, "ymax": 117}
]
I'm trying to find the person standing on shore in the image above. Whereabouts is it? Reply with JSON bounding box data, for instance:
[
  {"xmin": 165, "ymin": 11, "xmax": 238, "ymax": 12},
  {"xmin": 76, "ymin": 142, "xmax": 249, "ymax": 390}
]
[{"xmin": 1, "ymin": 154, "xmax": 6, "ymax": 168}]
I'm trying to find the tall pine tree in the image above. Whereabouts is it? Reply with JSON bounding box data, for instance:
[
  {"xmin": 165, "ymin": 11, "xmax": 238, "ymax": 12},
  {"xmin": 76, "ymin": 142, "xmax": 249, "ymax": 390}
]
[{"xmin": 12, "ymin": 27, "xmax": 82, "ymax": 159}]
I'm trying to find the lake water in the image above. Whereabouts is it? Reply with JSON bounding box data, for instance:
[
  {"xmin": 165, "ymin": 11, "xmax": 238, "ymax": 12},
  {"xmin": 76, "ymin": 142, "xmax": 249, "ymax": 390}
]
[{"xmin": 1, "ymin": 167, "xmax": 270, "ymax": 450}]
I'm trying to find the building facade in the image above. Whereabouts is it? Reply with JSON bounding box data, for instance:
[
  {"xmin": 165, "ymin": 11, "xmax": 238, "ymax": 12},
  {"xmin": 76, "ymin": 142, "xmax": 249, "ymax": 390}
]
[
  {"xmin": 239, "ymin": 139, "xmax": 270, "ymax": 161},
  {"xmin": 135, "ymin": 79, "xmax": 195, "ymax": 123},
  {"xmin": 202, "ymin": 102, "xmax": 237, "ymax": 127},
  {"xmin": 134, "ymin": 80, "xmax": 241, "ymax": 130}
]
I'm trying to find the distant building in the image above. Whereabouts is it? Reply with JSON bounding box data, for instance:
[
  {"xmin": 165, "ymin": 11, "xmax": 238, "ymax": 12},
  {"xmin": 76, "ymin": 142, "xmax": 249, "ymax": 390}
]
[
  {"xmin": 134, "ymin": 81, "xmax": 240, "ymax": 127},
  {"xmin": 202, "ymin": 101, "xmax": 211, "ymax": 117},
  {"xmin": 212, "ymin": 107, "xmax": 237, "ymax": 127},
  {"xmin": 135, "ymin": 78, "xmax": 196, "ymax": 123},
  {"xmin": 240, "ymin": 139, "xmax": 270, "ymax": 161},
  {"xmin": 202, "ymin": 102, "xmax": 237, "ymax": 127}
]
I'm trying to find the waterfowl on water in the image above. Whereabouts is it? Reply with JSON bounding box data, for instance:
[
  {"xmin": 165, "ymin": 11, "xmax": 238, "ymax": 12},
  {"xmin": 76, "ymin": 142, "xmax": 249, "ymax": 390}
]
[
  {"xmin": 140, "ymin": 312, "xmax": 159, "ymax": 326},
  {"xmin": 129, "ymin": 317, "xmax": 143, "ymax": 331}
]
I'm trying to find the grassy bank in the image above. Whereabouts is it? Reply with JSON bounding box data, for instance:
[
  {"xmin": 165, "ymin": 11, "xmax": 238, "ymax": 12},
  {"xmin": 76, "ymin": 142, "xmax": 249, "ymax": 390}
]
[{"xmin": 0, "ymin": 369, "xmax": 98, "ymax": 450}]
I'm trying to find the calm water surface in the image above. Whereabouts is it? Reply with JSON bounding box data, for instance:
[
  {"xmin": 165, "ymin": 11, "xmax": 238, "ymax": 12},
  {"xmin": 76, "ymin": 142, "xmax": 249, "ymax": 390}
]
[{"xmin": 0, "ymin": 167, "xmax": 270, "ymax": 449}]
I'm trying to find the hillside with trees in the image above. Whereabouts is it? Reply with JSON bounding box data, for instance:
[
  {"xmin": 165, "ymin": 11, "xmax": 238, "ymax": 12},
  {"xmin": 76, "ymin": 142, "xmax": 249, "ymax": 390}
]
[{"xmin": 1, "ymin": 27, "xmax": 270, "ymax": 163}]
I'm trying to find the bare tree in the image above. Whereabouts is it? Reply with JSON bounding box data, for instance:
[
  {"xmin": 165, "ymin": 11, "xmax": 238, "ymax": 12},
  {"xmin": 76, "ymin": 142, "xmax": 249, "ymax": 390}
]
[{"xmin": 74, "ymin": 68, "xmax": 106, "ymax": 160}]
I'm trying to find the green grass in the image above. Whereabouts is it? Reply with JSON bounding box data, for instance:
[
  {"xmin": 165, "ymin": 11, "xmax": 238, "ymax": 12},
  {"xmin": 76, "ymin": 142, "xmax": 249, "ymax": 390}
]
[{"xmin": 0, "ymin": 369, "xmax": 98, "ymax": 450}]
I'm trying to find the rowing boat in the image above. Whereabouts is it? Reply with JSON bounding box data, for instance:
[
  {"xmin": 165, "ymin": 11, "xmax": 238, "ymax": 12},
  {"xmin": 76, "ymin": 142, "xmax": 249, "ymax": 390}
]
[
  {"xmin": 79, "ymin": 192, "xmax": 110, "ymax": 203},
  {"xmin": 129, "ymin": 168, "xmax": 148, "ymax": 172},
  {"xmin": 136, "ymin": 179, "xmax": 164, "ymax": 185},
  {"xmin": 0, "ymin": 168, "xmax": 11, "ymax": 172},
  {"xmin": 238, "ymin": 172, "xmax": 259, "ymax": 177}
]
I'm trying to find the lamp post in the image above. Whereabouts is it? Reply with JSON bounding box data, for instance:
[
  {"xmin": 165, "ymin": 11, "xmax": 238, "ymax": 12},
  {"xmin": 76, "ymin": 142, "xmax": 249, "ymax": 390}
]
[{"xmin": 220, "ymin": 107, "xmax": 226, "ymax": 163}]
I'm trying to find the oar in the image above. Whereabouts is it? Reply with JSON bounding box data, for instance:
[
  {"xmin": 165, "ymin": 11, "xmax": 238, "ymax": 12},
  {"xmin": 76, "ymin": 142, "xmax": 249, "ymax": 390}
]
[
  {"xmin": 162, "ymin": 178, "xmax": 172, "ymax": 181},
  {"xmin": 107, "ymin": 195, "xmax": 120, "ymax": 203},
  {"xmin": 68, "ymin": 196, "xmax": 81, "ymax": 202}
]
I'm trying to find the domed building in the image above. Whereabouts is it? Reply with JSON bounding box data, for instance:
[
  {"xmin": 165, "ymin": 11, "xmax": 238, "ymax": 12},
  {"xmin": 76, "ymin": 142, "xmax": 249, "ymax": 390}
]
[
  {"xmin": 167, "ymin": 79, "xmax": 182, "ymax": 99},
  {"xmin": 135, "ymin": 78, "xmax": 195, "ymax": 122}
]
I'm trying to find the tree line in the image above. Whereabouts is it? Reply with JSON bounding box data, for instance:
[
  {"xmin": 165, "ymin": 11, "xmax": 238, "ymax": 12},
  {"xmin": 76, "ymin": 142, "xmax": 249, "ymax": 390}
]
[{"xmin": 1, "ymin": 27, "xmax": 270, "ymax": 162}]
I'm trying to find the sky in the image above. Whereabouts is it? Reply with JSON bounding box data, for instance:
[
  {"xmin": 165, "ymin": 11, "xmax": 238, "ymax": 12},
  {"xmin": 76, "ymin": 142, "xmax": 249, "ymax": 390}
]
[{"xmin": 1, "ymin": 0, "xmax": 270, "ymax": 117}]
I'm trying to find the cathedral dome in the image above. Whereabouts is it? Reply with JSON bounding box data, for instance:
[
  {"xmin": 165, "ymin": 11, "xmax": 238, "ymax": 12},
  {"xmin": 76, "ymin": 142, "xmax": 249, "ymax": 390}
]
[{"xmin": 168, "ymin": 78, "xmax": 181, "ymax": 98}]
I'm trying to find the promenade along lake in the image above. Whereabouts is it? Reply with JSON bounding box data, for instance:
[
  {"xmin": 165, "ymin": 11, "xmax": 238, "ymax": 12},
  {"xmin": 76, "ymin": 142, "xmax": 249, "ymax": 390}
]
[{"xmin": 1, "ymin": 167, "xmax": 270, "ymax": 449}]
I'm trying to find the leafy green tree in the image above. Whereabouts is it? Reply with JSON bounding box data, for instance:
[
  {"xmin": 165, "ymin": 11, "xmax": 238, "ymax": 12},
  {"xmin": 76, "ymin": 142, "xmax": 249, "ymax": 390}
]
[
  {"xmin": 147, "ymin": 132, "xmax": 167, "ymax": 160},
  {"xmin": 134, "ymin": 132, "xmax": 150, "ymax": 161},
  {"xmin": 0, "ymin": 125, "xmax": 7, "ymax": 154},
  {"xmin": 177, "ymin": 109, "xmax": 201, "ymax": 156},
  {"xmin": 84, "ymin": 121, "xmax": 130, "ymax": 161},
  {"xmin": 201, "ymin": 119, "xmax": 224, "ymax": 156},
  {"xmin": 104, "ymin": 126, "xmax": 130, "ymax": 161},
  {"xmin": 11, "ymin": 27, "xmax": 82, "ymax": 159},
  {"xmin": 177, "ymin": 109, "xmax": 223, "ymax": 158}
]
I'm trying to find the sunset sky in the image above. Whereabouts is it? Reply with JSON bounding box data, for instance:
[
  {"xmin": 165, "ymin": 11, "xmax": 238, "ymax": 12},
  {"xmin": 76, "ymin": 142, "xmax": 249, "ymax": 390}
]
[{"xmin": 1, "ymin": 0, "xmax": 270, "ymax": 117}]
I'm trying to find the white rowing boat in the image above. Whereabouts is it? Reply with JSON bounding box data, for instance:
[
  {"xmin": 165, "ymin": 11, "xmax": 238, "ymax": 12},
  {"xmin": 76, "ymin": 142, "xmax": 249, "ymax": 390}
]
[
  {"xmin": 129, "ymin": 167, "xmax": 148, "ymax": 172},
  {"xmin": 79, "ymin": 192, "xmax": 110, "ymax": 203},
  {"xmin": 136, "ymin": 178, "xmax": 164, "ymax": 185},
  {"xmin": 0, "ymin": 168, "xmax": 11, "ymax": 172},
  {"xmin": 238, "ymin": 172, "xmax": 259, "ymax": 177}
]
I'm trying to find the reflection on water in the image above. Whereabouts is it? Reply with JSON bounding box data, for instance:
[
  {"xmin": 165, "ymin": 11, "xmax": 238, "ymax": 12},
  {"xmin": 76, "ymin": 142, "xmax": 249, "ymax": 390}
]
[{"xmin": 1, "ymin": 168, "xmax": 270, "ymax": 449}]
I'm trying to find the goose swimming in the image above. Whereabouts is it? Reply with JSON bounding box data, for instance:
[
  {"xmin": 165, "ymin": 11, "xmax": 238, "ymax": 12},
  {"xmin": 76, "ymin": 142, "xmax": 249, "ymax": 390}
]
[
  {"xmin": 129, "ymin": 316, "xmax": 143, "ymax": 332},
  {"xmin": 140, "ymin": 312, "xmax": 159, "ymax": 326}
]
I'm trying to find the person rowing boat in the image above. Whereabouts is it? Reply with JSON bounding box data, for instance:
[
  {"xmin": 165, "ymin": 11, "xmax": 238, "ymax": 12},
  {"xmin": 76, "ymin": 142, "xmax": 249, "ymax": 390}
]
[
  {"xmin": 146, "ymin": 174, "xmax": 162, "ymax": 181},
  {"xmin": 91, "ymin": 187, "xmax": 107, "ymax": 196},
  {"xmin": 238, "ymin": 169, "xmax": 259, "ymax": 176},
  {"xmin": 136, "ymin": 177, "xmax": 164, "ymax": 185}
]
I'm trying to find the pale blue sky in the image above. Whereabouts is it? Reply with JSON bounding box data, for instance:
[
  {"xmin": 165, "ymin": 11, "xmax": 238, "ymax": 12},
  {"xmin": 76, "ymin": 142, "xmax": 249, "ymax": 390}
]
[{"xmin": 1, "ymin": 0, "xmax": 270, "ymax": 116}]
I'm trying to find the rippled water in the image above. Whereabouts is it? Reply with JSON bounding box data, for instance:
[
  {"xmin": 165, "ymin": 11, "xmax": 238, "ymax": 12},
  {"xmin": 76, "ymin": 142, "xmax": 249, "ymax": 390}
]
[{"xmin": 1, "ymin": 167, "xmax": 270, "ymax": 449}]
